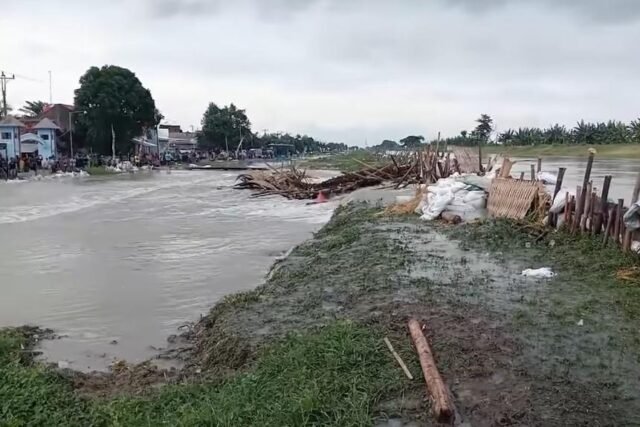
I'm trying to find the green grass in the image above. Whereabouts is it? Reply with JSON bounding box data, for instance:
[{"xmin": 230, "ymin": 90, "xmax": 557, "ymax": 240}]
[
  {"xmin": 0, "ymin": 322, "xmax": 403, "ymax": 427},
  {"xmin": 301, "ymin": 151, "xmax": 384, "ymax": 172},
  {"xmin": 478, "ymin": 143, "xmax": 640, "ymax": 158}
]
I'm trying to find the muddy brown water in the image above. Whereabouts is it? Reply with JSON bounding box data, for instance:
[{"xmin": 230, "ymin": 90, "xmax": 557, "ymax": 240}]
[
  {"xmin": 510, "ymin": 156, "xmax": 640, "ymax": 201},
  {"xmin": 0, "ymin": 170, "xmax": 337, "ymax": 371}
]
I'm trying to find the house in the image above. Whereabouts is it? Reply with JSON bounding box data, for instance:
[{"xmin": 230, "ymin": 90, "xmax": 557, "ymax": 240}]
[
  {"xmin": 0, "ymin": 116, "xmax": 24, "ymax": 159},
  {"xmin": 159, "ymin": 124, "xmax": 182, "ymax": 133},
  {"xmin": 168, "ymin": 131, "xmax": 197, "ymax": 152},
  {"xmin": 20, "ymin": 118, "xmax": 60, "ymax": 159}
]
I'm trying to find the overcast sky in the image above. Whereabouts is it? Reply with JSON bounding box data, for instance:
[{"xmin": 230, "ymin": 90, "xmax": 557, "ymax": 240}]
[{"xmin": 2, "ymin": 0, "xmax": 640, "ymax": 145}]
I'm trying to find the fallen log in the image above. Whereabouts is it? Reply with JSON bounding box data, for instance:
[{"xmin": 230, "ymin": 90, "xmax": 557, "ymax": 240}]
[{"xmin": 408, "ymin": 318, "xmax": 456, "ymax": 423}]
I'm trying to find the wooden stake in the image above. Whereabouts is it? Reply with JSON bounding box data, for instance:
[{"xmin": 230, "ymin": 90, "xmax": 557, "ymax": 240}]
[
  {"xmin": 530, "ymin": 164, "xmax": 535, "ymax": 181},
  {"xmin": 408, "ymin": 319, "xmax": 455, "ymax": 423},
  {"xmin": 573, "ymin": 186, "xmax": 582, "ymax": 232},
  {"xmin": 519, "ymin": 171, "xmax": 525, "ymax": 180},
  {"xmin": 581, "ymin": 182, "xmax": 592, "ymax": 231},
  {"xmin": 548, "ymin": 167, "xmax": 566, "ymax": 227},
  {"xmin": 384, "ymin": 337, "xmax": 414, "ymax": 380},
  {"xmin": 623, "ymin": 172, "xmax": 640, "ymax": 251},
  {"xmin": 603, "ymin": 205, "xmax": 615, "ymax": 247},
  {"xmin": 536, "ymin": 157, "xmax": 542, "ymax": 173},
  {"xmin": 564, "ymin": 191, "xmax": 571, "ymax": 225},
  {"xmin": 595, "ymin": 175, "xmax": 612, "ymax": 234},
  {"xmin": 614, "ymin": 199, "xmax": 624, "ymax": 244},
  {"xmin": 578, "ymin": 152, "xmax": 595, "ymax": 230}
]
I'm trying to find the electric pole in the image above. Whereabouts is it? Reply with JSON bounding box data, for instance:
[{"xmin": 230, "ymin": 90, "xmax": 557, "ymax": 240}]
[{"xmin": 0, "ymin": 72, "xmax": 16, "ymax": 117}]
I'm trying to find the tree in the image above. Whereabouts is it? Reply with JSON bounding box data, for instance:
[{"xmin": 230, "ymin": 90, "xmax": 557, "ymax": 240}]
[
  {"xmin": 199, "ymin": 102, "xmax": 251, "ymax": 151},
  {"xmin": 460, "ymin": 130, "xmax": 468, "ymax": 138},
  {"xmin": 18, "ymin": 100, "xmax": 46, "ymax": 117},
  {"xmin": 378, "ymin": 139, "xmax": 400, "ymax": 151},
  {"xmin": 399, "ymin": 135, "xmax": 425, "ymax": 148},
  {"xmin": 474, "ymin": 114, "xmax": 493, "ymax": 142},
  {"xmin": 74, "ymin": 65, "xmax": 159, "ymax": 155}
]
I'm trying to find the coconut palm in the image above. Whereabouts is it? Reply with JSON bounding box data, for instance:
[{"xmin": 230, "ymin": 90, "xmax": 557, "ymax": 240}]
[{"xmin": 18, "ymin": 100, "xmax": 46, "ymax": 118}]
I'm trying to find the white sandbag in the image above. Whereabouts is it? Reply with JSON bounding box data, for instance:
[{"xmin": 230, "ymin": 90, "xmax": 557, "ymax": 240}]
[
  {"xmin": 463, "ymin": 191, "xmax": 486, "ymax": 203},
  {"xmin": 624, "ymin": 202, "xmax": 640, "ymax": 231},
  {"xmin": 420, "ymin": 192, "xmax": 453, "ymax": 221},
  {"xmin": 536, "ymin": 171, "xmax": 557, "ymax": 185},
  {"xmin": 521, "ymin": 267, "xmax": 555, "ymax": 278},
  {"xmin": 549, "ymin": 189, "xmax": 574, "ymax": 214}
]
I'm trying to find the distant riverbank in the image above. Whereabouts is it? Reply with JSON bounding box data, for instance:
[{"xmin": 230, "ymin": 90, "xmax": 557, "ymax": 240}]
[{"xmin": 479, "ymin": 143, "xmax": 640, "ymax": 159}]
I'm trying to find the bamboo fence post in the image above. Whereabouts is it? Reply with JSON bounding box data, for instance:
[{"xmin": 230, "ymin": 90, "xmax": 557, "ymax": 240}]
[
  {"xmin": 615, "ymin": 199, "xmax": 624, "ymax": 244},
  {"xmin": 603, "ymin": 205, "xmax": 615, "ymax": 247},
  {"xmin": 595, "ymin": 175, "xmax": 612, "ymax": 234},
  {"xmin": 577, "ymin": 152, "xmax": 594, "ymax": 230},
  {"xmin": 564, "ymin": 191, "xmax": 571, "ymax": 225},
  {"xmin": 536, "ymin": 157, "xmax": 542, "ymax": 173},
  {"xmin": 530, "ymin": 164, "xmax": 535, "ymax": 181},
  {"xmin": 573, "ymin": 185, "xmax": 582, "ymax": 232},
  {"xmin": 519, "ymin": 171, "xmax": 525, "ymax": 180},
  {"xmin": 548, "ymin": 167, "xmax": 566, "ymax": 227},
  {"xmin": 581, "ymin": 182, "xmax": 592, "ymax": 231},
  {"xmin": 408, "ymin": 319, "xmax": 455, "ymax": 423},
  {"xmin": 623, "ymin": 172, "xmax": 640, "ymax": 251}
]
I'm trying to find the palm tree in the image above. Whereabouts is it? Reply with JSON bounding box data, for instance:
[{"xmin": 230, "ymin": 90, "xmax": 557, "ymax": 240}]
[
  {"xmin": 498, "ymin": 129, "xmax": 515, "ymax": 145},
  {"xmin": 630, "ymin": 119, "xmax": 640, "ymax": 144},
  {"xmin": 544, "ymin": 124, "xmax": 568, "ymax": 144},
  {"xmin": 18, "ymin": 100, "xmax": 47, "ymax": 118}
]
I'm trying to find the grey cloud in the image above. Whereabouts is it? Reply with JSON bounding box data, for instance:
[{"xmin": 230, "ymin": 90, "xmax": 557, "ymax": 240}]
[
  {"xmin": 148, "ymin": 0, "xmax": 222, "ymax": 18},
  {"xmin": 444, "ymin": 0, "xmax": 640, "ymax": 23}
]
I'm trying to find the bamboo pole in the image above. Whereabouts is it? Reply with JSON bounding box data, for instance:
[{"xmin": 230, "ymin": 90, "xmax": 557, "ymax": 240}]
[
  {"xmin": 536, "ymin": 157, "xmax": 542, "ymax": 173},
  {"xmin": 384, "ymin": 337, "xmax": 413, "ymax": 380},
  {"xmin": 519, "ymin": 171, "xmax": 525, "ymax": 180},
  {"xmin": 408, "ymin": 319, "xmax": 455, "ymax": 423},
  {"xmin": 577, "ymin": 152, "xmax": 595, "ymax": 231},
  {"xmin": 530, "ymin": 164, "xmax": 535, "ymax": 181}
]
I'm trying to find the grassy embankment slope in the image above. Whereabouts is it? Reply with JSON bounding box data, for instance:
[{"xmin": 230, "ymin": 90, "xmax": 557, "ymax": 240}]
[
  {"xmin": 481, "ymin": 143, "xmax": 640, "ymax": 158},
  {"xmin": 3, "ymin": 203, "xmax": 640, "ymax": 425}
]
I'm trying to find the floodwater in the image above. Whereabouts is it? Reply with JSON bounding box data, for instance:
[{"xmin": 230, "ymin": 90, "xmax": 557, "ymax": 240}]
[
  {"xmin": 0, "ymin": 170, "xmax": 336, "ymax": 371},
  {"xmin": 510, "ymin": 156, "xmax": 640, "ymax": 201}
]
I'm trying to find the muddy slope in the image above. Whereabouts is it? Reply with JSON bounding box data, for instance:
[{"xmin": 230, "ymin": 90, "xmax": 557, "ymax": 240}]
[{"xmin": 187, "ymin": 203, "xmax": 640, "ymax": 426}]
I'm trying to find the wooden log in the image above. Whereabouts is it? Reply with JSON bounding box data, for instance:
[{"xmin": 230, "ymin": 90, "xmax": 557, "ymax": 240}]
[
  {"xmin": 530, "ymin": 164, "xmax": 535, "ymax": 181},
  {"xmin": 408, "ymin": 319, "xmax": 455, "ymax": 423},
  {"xmin": 383, "ymin": 337, "xmax": 413, "ymax": 380},
  {"xmin": 537, "ymin": 157, "xmax": 542, "ymax": 173},
  {"xmin": 623, "ymin": 172, "xmax": 640, "ymax": 251},
  {"xmin": 615, "ymin": 199, "xmax": 624, "ymax": 244},
  {"xmin": 594, "ymin": 175, "xmax": 612, "ymax": 234}
]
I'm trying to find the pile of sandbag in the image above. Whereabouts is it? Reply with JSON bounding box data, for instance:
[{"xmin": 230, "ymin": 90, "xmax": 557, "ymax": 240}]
[{"xmin": 416, "ymin": 175, "xmax": 488, "ymax": 222}]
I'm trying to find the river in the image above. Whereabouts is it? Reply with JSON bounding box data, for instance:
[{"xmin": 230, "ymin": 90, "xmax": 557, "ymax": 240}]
[{"xmin": 0, "ymin": 170, "xmax": 336, "ymax": 371}]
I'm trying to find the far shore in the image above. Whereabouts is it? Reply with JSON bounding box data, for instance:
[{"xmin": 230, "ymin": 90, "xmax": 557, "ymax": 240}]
[{"xmin": 477, "ymin": 143, "xmax": 640, "ymax": 159}]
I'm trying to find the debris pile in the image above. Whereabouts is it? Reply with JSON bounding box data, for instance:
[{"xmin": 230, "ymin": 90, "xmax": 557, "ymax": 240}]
[{"xmin": 235, "ymin": 148, "xmax": 467, "ymax": 200}]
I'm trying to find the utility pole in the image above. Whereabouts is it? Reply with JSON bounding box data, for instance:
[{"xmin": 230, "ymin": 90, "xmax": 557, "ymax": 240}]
[
  {"xmin": 0, "ymin": 72, "xmax": 16, "ymax": 117},
  {"xmin": 48, "ymin": 71, "xmax": 52, "ymax": 104}
]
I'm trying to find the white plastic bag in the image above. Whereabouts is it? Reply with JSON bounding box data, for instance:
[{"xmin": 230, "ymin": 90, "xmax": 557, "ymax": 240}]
[{"xmin": 521, "ymin": 267, "xmax": 555, "ymax": 278}]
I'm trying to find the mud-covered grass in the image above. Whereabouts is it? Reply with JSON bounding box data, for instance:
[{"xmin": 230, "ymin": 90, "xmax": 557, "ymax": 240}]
[
  {"xmin": 4, "ymin": 204, "xmax": 640, "ymax": 426},
  {"xmin": 301, "ymin": 150, "xmax": 383, "ymax": 172},
  {"xmin": 0, "ymin": 322, "xmax": 409, "ymax": 426}
]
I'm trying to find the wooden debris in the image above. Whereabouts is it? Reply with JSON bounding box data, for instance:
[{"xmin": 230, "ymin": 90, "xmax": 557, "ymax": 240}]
[
  {"xmin": 235, "ymin": 148, "xmax": 474, "ymax": 200},
  {"xmin": 408, "ymin": 319, "xmax": 455, "ymax": 423},
  {"xmin": 383, "ymin": 337, "xmax": 414, "ymax": 380}
]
